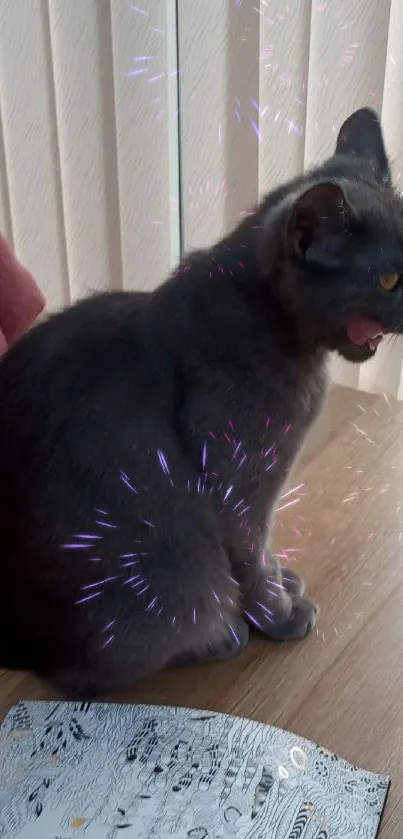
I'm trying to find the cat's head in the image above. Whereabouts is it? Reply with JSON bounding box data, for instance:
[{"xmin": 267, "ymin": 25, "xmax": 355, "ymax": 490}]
[{"xmin": 262, "ymin": 108, "xmax": 403, "ymax": 362}]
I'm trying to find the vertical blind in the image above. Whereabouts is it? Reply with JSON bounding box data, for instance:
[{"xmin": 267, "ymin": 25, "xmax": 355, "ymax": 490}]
[{"xmin": 0, "ymin": 1, "xmax": 402, "ymax": 396}]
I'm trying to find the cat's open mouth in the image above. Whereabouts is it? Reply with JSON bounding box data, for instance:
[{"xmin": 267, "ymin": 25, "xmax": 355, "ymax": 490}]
[
  {"xmin": 347, "ymin": 315, "xmax": 385, "ymax": 351},
  {"xmin": 338, "ymin": 315, "xmax": 385, "ymax": 361}
]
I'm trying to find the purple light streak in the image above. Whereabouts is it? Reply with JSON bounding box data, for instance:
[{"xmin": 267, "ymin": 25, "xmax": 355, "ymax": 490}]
[
  {"xmin": 244, "ymin": 611, "xmax": 262, "ymax": 630},
  {"xmin": 237, "ymin": 453, "xmax": 247, "ymax": 470},
  {"xmin": 128, "ymin": 68, "xmax": 148, "ymax": 77},
  {"xmin": 61, "ymin": 543, "xmax": 94, "ymax": 550},
  {"xmin": 130, "ymin": 578, "xmax": 146, "ymax": 589},
  {"xmin": 95, "ymin": 520, "xmax": 117, "ymax": 529},
  {"xmin": 75, "ymin": 592, "xmax": 102, "ymax": 605},
  {"xmin": 223, "ymin": 485, "xmax": 233, "ymax": 502},
  {"xmin": 229, "ymin": 624, "xmax": 241, "ymax": 645},
  {"xmin": 146, "ymin": 596, "xmax": 159, "ymax": 612},
  {"xmin": 251, "ymin": 120, "xmax": 262, "ymax": 143},
  {"xmin": 81, "ymin": 576, "xmax": 119, "ymax": 591},
  {"xmin": 280, "ymin": 482, "xmax": 305, "ymax": 501},
  {"xmin": 257, "ymin": 601, "xmax": 274, "ymax": 619},
  {"xmin": 233, "ymin": 441, "xmax": 242, "ymax": 459},
  {"xmin": 157, "ymin": 448, "xmax": 170, "ymax": 475},
  {"xmin": 120, "ymin": 471, "xmax": 138, "ymax": 494},
  {"xmin": 122, "ymin": 575, "xmax": 141, "ymax": 586},
  {"xmin": 276, "ymin": 497, "xmax": 300, "ymax": 514},
  {"xmin": 286, "ymin": 120, "xmax": 303, "ymax": 137}
]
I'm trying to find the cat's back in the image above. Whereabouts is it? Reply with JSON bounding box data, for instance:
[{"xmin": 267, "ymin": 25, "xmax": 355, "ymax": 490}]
[
  {"xmin": 0, "ymin": 290, "xmax": 175, "ymax": 491},
  {"xmin": 0, "ymin": 291, "xmax": 150, "ymax": 384},
  {"xmin": 0, "ymin": 290, "xmax": 161, "ymax": 421}
]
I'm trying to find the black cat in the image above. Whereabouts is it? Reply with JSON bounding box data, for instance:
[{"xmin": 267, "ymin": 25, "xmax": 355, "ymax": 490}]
[{"xmin": 0, "ymin": 109, "xmax": 401, "ymax": 698}]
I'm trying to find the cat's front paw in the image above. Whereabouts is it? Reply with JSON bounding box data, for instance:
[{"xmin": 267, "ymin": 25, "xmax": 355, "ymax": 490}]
[
  {"xmin": 244, "ymin": 593, "xmax": 318, "ymax": 641},
  {"xmin": 267, "ymin": 595, "xmax": 318, "ymax": 641}
]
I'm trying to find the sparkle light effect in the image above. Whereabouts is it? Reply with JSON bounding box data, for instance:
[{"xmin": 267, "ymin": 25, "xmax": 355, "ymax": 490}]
[
  {"xmin": 125, "ymin": 0, "xmax": 378, "ymax": 236},
  {"xmin": 126, "ymin": 0, "xmax": 308, "ymax": 205},
  {"xmin": 64, "ymin": 414, "xmax": 306, "ymax": 650}
]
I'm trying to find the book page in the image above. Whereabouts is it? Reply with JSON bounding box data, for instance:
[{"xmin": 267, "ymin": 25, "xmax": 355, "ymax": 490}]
[{"xmin": 0, "ymin": 701, "xmax": 389, "ymax": 838}]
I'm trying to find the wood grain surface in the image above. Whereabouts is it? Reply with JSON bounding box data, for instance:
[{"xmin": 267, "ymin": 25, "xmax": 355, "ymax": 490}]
[{"xmin": 0, "ymin": 384, "xmax": 402, "ymax": 837}]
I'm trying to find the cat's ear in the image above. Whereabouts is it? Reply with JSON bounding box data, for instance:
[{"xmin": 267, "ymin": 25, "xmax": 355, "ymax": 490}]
[
  {"xmin": 335, "ymin": 108, "xmax": 391, "ymax": 185},
  {"xmin": 287, "ymin": 182, "xmax": 350, "ymax": 267}
]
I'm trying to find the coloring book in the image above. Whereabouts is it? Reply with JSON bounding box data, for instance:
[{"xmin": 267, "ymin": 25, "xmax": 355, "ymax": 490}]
[{"xmin": 0, "ymin": 700, "xmax": 389, "ymax": 838}]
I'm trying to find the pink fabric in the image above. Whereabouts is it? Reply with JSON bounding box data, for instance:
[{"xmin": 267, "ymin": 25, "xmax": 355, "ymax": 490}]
[{"xmin": 0, "ymin": 233, "xmax": 45, "ymax": 358}]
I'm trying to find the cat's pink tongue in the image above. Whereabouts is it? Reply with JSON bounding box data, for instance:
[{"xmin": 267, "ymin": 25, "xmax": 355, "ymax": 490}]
[{"xmin": 346, "ymin": 316, "xmax": 385, "ymax": 347}]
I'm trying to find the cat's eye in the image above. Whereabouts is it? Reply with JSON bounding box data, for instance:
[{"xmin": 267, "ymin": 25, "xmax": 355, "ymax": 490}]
[{"xmin": 379, "ymin": 273, "xmax": 400, "ymax": 292}]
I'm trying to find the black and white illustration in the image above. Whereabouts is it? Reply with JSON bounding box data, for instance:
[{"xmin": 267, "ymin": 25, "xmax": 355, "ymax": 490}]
[{"xmin": 0, "ymin": 701, "xmax": 389, "ymax": 838}]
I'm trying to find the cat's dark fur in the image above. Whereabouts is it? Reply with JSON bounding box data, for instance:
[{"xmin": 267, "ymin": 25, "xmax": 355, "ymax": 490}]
[{"xmin": 0, "ymin": 109, "xmax": 402, "ymax": 698}]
